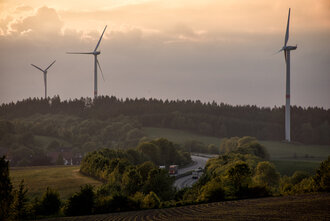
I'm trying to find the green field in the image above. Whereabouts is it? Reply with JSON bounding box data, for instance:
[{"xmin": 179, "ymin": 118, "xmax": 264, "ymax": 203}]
[
  {"xmin": 271, "ymin": 160, "xmax": 321, "ymax": 176},
  {"xmin": 259, "ymin": 140, "xmax": 330, "ymax": 160},
  {"xmin": 10, "ymin": 166, "xmax": 102, "ymax": 200},
  {"xmin": 143, "ymin": 127, "xmax": 223, "ymax": 146},
  {"xmin": 144, "ymin": 127, "xmax": 330, "ymax": 175}
]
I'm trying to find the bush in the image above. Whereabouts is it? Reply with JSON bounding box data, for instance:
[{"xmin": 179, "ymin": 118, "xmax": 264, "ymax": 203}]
[
  {"xmin": 313, "ymin": 156, "xmax": 330, "ymax": 192},
  {"xmin": 198, "ymin": 178, "xmax": 225, "ymax": 202},
  {"xmin": 11, "ymin": 180, "xmax": 29, "ymax": 219},
  {"xmin": 291, "ymin": 177, "xmax": 314, "ymax": 194},
  {"xmin": 94, "ymin": 193, "xmax": 138, "ymax": 214},
  {"xmin": 280, "ymin": 171, "xmax": 313, "ymax": 195},
  {"xmin": 244, "ymin": 185, "xmax": 270, "ymax": 198},
  {"xmin": 225, "ymin": 161, "xmax": 252, "ymax": 197},
  {"xmin": 131, "ymin": 191, "xmax": 145, "ymax": 209},
  {"xmin": 291, "ymin": 171, "xmax": 310, "ymax": 185},
  {"xmin": 253, "ymin": 161, "xmax": 280, "ymax": 188},
  {"xmin": 0, "ymin": 156, "xmax": 13, "ymax": 220},
  {"xmin": 64, "ymin": 185, "xmax": 94, "ymax": 216},
  {"xmin": 142, "ymin": 191, "xmax": 160, "ymax": 209},
  {"xmin": 37, "ymin": 187, "xmax": 61, "ymax": 216}
]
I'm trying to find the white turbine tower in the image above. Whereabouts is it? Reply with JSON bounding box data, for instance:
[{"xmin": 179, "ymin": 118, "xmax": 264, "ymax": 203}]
[
  {"xmin": 278, "ymin": 8, "xmax": 297, "ymax": 142},
  {"xmin": 31, "ymin": 60, "xmax": 56, "ymax": 99},
  {"xmin": 67, "ymin": 26, "xmax": 107, "ymax": 99}
]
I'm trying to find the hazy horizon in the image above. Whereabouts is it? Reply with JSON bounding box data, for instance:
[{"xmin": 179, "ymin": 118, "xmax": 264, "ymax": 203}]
[{"xmin": 1, "ymin": 0, "xmax": 330, "ymax": 108}]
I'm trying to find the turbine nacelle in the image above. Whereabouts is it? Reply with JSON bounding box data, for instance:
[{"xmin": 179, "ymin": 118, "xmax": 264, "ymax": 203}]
[{"xmin": 285, "ymin": 45, "xmax": 297, "ymax": 51}]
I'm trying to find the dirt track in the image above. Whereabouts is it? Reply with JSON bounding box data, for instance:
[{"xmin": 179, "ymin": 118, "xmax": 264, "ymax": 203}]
[{"xmin": 45, "ymin": 193, "xmax": 330, "ymax": 221}]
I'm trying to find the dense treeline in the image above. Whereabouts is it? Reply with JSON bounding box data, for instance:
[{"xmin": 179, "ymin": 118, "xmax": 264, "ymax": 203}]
[
  {"xmin": 0, "ymin": 120, "xmax": 51, "ymax": 166},
  {"xmin": 1, "ymin": 96, "xmax": 329, "ymax": 144},
  {"xmin": 0, "ymin": 115, "xmax": 145, "ymax": 166},
  {"xmin": 80, "ymin": 138, "xmax": 191, "ymax": 181}
]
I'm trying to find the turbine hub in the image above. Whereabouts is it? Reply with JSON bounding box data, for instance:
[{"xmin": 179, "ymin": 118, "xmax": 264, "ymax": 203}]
[
  {"xmin": 284, "ymin": 45, "xmax": 297, "ymax": 51},
  {"xmin": 94, "ymin": 51, "xmax": 101, "ymax": 55}
]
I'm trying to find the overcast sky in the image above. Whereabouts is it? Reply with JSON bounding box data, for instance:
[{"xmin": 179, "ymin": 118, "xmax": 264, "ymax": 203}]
[{"xmin": 0, "ymin": 0, "xmax": 329, "ymax": 108}]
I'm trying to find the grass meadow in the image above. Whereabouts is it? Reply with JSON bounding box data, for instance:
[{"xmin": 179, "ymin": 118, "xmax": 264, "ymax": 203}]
[{"xmin": 10, "ymin": 165, "xmax": 102, "ymax": 200}]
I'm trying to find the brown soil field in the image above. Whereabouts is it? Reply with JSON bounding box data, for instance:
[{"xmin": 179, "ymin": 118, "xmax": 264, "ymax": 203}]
[{"xmin": 45, "ymin": 193, "xmax": 330, "ymax": 221}]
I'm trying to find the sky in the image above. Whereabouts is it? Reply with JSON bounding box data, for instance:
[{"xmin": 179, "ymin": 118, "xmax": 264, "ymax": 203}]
[{"xmin": 0, "ymin": 0, "xmax": 329, "ymax": 108}]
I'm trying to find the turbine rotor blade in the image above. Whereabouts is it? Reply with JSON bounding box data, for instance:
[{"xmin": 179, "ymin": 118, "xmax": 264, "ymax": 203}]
[
  {"xmin": 94, "ymin": 25, "xmax": 107, "ymax": 52},
  {"xmin": 274, "ymin": 48, "xmax": 284, "ymax": 55},
  {"xmin": 97, "ymin": 59, "xmax": 105, "ymax": 81},
  {"xmin": 31, "ymin": 64, "xmax": 45, "ymax": 72},
  {"xmin": 66, "ymin": 52, "xmax": 94, "ymax": 54},
  {"xmin": 45, "ymin": 60, "xmax": 56, "ymax": 71},
  {"xmin": 284, "ymin": 50, "xmax": 287, "ymax": 64},
  {"xmin": 284, "ymin": 8, "xmax": 290, "ymax": 47}
]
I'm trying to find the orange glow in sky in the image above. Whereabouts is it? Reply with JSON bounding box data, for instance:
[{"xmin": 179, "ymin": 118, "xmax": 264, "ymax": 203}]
[{"xmin": 0, "ymin": 0, "xmax": 329, "ymax": 108}]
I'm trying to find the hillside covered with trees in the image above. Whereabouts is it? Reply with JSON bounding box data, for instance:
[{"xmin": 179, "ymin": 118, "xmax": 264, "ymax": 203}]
[
  {"xmin": 0, "ymin": 114, "xmax": 146, "ymax": 166},
  {"xmin": 1, "ymin": 96, "xmax": 329, "ymax": 146}
]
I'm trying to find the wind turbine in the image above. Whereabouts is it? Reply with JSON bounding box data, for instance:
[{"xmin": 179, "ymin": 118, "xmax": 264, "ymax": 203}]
[
  {"xmin": 67, "ymin": 26, "xmax": 107, "ymax": 99},
  {"xmin": 277, "ymin": 8, "xmax": 297, "ymax": 142},
  {"xmin": 31, "ymin": 60, "xmax": 56, "ymax": 99}
]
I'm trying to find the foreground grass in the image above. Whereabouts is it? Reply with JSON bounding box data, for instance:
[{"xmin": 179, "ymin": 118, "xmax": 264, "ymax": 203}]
[
  {"xmin": 259, "ymin": 140, "xmax": 330, "ymax": 160},
  {"xmin": 10, "ymin": 166, "xmax": 102, "ymax": 200},
  {"xmin": 271, "ymin": 160, "xmax": 321, "ymax": 176},
  {"xmin": 42, "ymin": 193, "xmax": 330, "ymax": 221},
  {"xmin": 143, "ymin": 127, "xmax": 223, "ymax": 146}
]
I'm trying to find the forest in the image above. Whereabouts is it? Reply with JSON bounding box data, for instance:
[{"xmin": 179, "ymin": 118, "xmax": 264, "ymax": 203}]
[
  {"xmin": 0, "ymin": 114, "xmax": 146, "ymax": 166},
  {"xmin": 1, "ymin": 96, "xmax": 329, "ymax": 167},
  {"xmin": 1, "ymin": 96, "xmax": 329, "ymax": 145}
]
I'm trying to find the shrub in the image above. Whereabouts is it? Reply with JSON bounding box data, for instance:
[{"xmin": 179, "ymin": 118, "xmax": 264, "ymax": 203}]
[
  {"xmin": 142, "ymin": 191, "xmax": 160, "ymax": 209},
  {"xmin": 11, "ymin": 180, "xmax": 29, "ymax": 219},
  {"xmin": 0, "ymin": 155, "xmax": 13, "ymax": 220},
  {"xmin": 64, "ymin": 185, "xmax": 94, "ymax": 216},
  {"xmin": 291, "ymin": 171, "xmax": 310, "ymax": 185},
  {"xmin": 225, "ymin": 161, "xmax": 252, "ymax": 197},
  {"xmin": 198, "ymin": 178, "xmax": 225, "ymax": 202},
  {"xmin": 94, "ymin": 193, "xmax": 138, "ymax": 213},
  {"xmin": 244, "ymin": 185, "xmax": 270, "ymax": 198},
  {"xmin": 313, "ymin": 156, "xmax": 330, "ymax": 192},
  {"xmin": 37, "ymin": 187, "xmax": 61, "ymax": 216},
  {"xmin": 291, "ymin": 177, "xmax": 314, "ymax": 194},
  {"xmin": 253, "ymin": 161, "xmax": 280, "ymax": 188},
  {"xmin": 131, "ymin": 192, "xmax": 145, "ymax": 209}
]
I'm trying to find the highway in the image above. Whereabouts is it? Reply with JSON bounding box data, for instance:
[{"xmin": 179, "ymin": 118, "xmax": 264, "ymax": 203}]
[{"xmin": 174, "ymin": 155, "xmax": 211, "ymax": 189}]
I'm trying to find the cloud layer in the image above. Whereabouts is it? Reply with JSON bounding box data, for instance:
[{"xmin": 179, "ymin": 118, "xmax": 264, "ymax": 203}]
[{"xmin": 0, "ymin": 1, "xmax": 329, "ymax": 108}]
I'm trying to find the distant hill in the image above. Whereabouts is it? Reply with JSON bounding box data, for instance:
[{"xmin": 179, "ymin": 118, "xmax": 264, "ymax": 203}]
[{"xmin": 1, "ymin": 96, "xmax": 329, "ymax": 145}]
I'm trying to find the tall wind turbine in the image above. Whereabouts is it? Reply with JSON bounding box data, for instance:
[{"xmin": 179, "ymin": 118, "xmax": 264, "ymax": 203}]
[
  {"xmin": 31, "ymin": 60, "xmax": 56, "ymax": 99},
  {"xmin": 278, "ymin": 8, "xmax": 297, "ymax": 142},
  {"xmin": 67, "ymin": 26, "xmax": 107, "ymax": 99}
]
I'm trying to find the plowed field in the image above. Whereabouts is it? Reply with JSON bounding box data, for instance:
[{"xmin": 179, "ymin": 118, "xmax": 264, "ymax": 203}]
[{"xmin": 44, "ymin": 193, "xmax": 330, "ymax": 221}]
